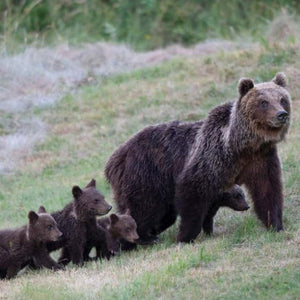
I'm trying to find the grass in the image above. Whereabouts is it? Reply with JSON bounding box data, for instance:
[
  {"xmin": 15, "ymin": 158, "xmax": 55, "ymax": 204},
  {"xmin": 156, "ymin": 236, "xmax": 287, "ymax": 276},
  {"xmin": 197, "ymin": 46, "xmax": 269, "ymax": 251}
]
[
  {"xmin": 0, "ymin": 38, "xmax": 300, "ymax": 298},
  {"xmin": 1, "ymin": 1, "xmax": 300, "ymax": 51}
]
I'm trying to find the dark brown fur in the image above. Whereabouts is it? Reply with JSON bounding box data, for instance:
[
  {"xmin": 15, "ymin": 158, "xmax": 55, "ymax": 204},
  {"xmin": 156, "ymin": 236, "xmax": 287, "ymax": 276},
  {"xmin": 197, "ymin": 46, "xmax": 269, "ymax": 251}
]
[
  {"xmin": 46, "ymin": 179, "xmax": 112, "ymax": 266},
  {"xmin": 203, "ymin": 184, "xmax": 249, "ymax": 235},
  {"xmin": 106, "ymin": 120, "xmax": 203, "ymax": 244},
  {"xmin": 105, "ymin": 73, "xmax": 291, "ymax": 243},
  {"xmin": 105, "ymin": 123, "xmax": 249, "ymax": 244},
  {"xmin": 0, "ymin": 209, "xmax": 62, "ymax": 279},
  {"xmin": 84, "ymin": 210, "xmax": 138, "ymax": 260}
]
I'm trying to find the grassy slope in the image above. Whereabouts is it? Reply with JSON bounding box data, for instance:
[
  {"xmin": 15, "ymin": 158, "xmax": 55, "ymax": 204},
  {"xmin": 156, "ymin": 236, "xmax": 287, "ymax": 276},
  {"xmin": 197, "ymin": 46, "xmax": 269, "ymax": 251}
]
[{"xmin": 0, "ymin": 43, "xmax": 299, "ymax": 299}]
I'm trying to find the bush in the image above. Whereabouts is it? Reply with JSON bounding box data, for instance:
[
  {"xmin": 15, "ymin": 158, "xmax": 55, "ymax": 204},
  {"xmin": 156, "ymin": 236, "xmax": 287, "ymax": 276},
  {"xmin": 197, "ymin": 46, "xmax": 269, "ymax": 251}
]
[{"xmin": 0, "ymin": 0, "xmax": 299, "ymax": 50}]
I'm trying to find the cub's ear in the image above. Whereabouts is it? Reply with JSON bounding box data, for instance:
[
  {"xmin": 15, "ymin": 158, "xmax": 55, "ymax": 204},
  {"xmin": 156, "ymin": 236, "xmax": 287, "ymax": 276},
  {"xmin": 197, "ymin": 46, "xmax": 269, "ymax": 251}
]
[
  {"xmin": 38, "ymin": 206, "xmax": 47, "ymax": 214},
  {"xmin": 125, "ymin": 208, "xmax": 131, "ymax": 215},
  {"xmin": 110, "ymin": 214, "xmax": 119, "ymax": 225},
  {"xmin": 28, "ymin": 211, "xmax": 39, "ymax": 224},
  {"xmin": 85, "ymin": 179, "xmax": 96, "ymax": 188},
  {"xmin": 238, "ymin": 78, "xmax": 254, "ymax": 97},
  {"xmin": 72, "ymin": 185, "xmax": 83, "ymax": 199},
  {"xmin": 272, "ymin": 72, "xmax": 287, "ymax": 88}
]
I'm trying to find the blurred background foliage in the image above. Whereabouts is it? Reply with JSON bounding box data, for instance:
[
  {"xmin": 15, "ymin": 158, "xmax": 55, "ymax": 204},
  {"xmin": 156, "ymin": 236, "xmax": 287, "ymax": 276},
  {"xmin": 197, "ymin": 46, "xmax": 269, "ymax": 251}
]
[{"xmin": 0, "ymin": 0, "xmax": 299, "ymax": 51}]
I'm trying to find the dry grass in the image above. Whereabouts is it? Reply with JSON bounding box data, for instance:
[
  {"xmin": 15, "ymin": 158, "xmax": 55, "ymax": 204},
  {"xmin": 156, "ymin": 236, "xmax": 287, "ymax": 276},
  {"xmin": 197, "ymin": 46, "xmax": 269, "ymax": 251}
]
[
  {"xmin": 0, "ymin": 40, "xmax": 252, "ymax": 175},
  {"xmin": 0, "ymin": 226, "xmax": 298, "ymax": 299}
]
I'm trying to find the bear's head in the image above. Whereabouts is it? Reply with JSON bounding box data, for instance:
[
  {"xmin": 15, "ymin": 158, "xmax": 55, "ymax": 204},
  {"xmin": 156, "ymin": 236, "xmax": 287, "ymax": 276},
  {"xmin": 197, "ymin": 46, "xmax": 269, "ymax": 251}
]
[
  {"xmin": 237, "ymin": 72, "xmax": 291, "ymax": 142},
  {"xmin": 72, "ymin": 179, "xmax": 112, "ymax": 221},
  {"xmin": 107, "ymin": 210, "xmax": 139, "ymax": 243},
  {"xmin": 222, "ymin": 184, "xmax": 249, "ymax": 211},
  {"xmin": 28, "ymin": 207, "xmax": 62, "ymax": 242}
]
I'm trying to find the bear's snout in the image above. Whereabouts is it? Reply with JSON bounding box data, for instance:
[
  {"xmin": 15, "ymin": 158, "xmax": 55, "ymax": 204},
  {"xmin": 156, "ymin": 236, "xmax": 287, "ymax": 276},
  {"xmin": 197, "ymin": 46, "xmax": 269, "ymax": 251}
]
[
  {"xmin": 133, "ymin": 233, "xmax": 139, "ymax": 242},
  {"xmin": 244, "ymin": 205, "xmax": 250, "ymax": 211},
  {"xmin": 55, "ymin": 230, "xmax": 63, "ymax": 240},
  {"xmin": 96, "ymin": 203, "xmax": 112, "ymax": 216},
  {"xmin": 106, "ymin": 205, "xmax": 113, "ymax": 213},
  {"xmin": 276, "ymin": 110, "xmax": 288, "ymax": 124}
]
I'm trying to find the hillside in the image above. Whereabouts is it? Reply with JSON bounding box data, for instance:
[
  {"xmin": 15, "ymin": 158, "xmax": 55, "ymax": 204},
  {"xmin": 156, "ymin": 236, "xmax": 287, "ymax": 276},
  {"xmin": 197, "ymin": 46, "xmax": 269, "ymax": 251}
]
[
  {"xmin": 0, "ymin": 2, "xmax": 300, "ymax": 297},
  {"xmin": 0, "ymin": 34, "xmax": 299, "ymax": 298}
]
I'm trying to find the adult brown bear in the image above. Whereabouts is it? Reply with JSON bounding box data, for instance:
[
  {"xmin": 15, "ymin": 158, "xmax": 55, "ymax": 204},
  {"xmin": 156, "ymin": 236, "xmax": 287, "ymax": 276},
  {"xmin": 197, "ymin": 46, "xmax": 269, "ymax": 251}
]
[{"xmin": 105, "ymin": 73, "xmax": 291, "ymax": 243}]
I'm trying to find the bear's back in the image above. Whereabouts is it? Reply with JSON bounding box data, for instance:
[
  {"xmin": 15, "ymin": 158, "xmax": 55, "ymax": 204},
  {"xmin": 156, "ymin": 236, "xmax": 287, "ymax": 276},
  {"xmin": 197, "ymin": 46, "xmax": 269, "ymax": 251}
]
[{"xmin": 105, "ymin": 119, "xmax": 204, "ymax": 186}]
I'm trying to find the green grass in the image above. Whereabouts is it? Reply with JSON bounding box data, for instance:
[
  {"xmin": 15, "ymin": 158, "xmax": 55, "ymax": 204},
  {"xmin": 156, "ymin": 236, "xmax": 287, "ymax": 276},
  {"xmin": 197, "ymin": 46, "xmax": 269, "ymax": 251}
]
[
  {"xmin": 1, "ymin": 0, "xmax": 300, "ymax": 51},
  {"xmin": 0, "ymin": 39, "xmax": 300, "ymax": 299}
]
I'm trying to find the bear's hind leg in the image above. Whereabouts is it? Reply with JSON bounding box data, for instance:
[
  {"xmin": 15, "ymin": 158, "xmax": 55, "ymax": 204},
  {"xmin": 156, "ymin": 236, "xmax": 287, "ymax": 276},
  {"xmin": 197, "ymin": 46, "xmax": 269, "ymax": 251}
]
[
  {"xmin": 177, "ymin": 212, "xmax": 205, "ymax": 243},
  {"xmin": 0, "ymin": 269, "xmax": 7, "ymax": 279},
  {"xmin": 6, "ymin": 264, "xmax": 20, "ymax": 279},
  {"xmin": 155, "ymin": 205, "xmax": 177, "ymax": 235},
  {"xmin": 130, "ymin": 204, "xmax": 161, "ymax": 245},
  {"xmin": 136, "ymin": 228, "xmax": 159, "ymax": 245}
]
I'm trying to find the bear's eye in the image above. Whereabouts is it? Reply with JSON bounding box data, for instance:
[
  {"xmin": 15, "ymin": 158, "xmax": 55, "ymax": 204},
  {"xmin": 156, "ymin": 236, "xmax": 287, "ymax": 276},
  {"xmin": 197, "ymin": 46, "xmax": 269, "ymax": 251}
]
[
  {"xmin": 94, "ymin": 199, "xmax": 99, "ymax": 203},
  {"xmin": 260, "ymin": 100, "xmax": 268, "ymax": 108},
  {"xmin": 280, "ymin": 97, "xmax": 288, "ymax": 107},
  {"xmin": 47, "ymin": 225, "xmax": 53, "ymax": 230},
  {"xmin": 125, "ymin": 228, "xmax": 131, "ymax": 233}
]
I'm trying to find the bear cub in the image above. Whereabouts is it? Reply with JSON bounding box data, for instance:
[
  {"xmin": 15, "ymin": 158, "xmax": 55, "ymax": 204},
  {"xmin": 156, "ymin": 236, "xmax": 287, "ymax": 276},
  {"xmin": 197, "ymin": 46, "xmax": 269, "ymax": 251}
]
[
  {"xmin": 0, "ymin": 208, "xmax": 62, "ymax": 279},
  {"xmin": 203, "ymin": 184, "xmax": 249, "ymax": 235},
  {"xmin": 84, "ymin": 210, "xmax": 139, "ymax": 260},
  {"xmin": 98, "ymin": 210, "xmax": 139, "ymax": 256},
  {"xmin": 46, "ymin": 179, "xmax": 112, "ymax": 266}
]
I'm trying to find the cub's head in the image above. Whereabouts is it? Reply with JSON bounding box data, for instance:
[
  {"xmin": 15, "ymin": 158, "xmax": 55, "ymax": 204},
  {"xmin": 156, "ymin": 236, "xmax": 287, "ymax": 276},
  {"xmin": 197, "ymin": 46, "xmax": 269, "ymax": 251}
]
[
  {"xmin": 108, "ymin": 210, "xmax": 139, "ymax": 243},
  {"xmin": 223, "ymin": 185, "xmax": 249, "ymax": 211},
  {"xmin": 28, "ymin": 206, "xmax": 62, "ymax": 242},
  {"xmin": 72, "ymin": 179, "xmax": 112, "ymax": 220},
  {"xmin": 238, "ymin": 72, "xmax": 291, "ymax": 142}
]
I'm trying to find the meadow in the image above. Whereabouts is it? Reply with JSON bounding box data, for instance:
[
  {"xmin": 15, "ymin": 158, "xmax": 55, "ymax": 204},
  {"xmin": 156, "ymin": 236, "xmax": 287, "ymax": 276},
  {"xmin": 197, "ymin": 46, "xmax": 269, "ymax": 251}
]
[{"xmin": 0, "ymin": 3, "xmax": 300, "ymax": 300}]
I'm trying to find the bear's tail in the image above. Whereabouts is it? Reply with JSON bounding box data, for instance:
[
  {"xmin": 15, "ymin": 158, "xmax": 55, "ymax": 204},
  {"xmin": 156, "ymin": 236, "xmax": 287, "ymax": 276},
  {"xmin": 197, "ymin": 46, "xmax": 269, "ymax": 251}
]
[{"xmin": 105, "ymin": 145, "xmax": 127, "ymax": 187}]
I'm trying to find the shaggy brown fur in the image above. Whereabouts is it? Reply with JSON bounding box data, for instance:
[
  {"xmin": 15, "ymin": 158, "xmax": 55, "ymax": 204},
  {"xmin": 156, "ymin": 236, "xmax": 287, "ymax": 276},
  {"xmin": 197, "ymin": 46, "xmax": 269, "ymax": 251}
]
[
  {"xmin": 46, "ymin": 179, "xmax": 112, "ymax": 266},
  {"xmin": 105, "ymin": 124, "xmax": 249, "ymax": 245},
  {"xmin": 83, "ymin": 210, "xmax": 139, "ymax": 260},
  {"xmin": 105, "ymin": 73, "xmax": 291, "ymax": 243},
  {"xmin": 0, "ymin": 209, "xmax": 62, "ymax": 279}
]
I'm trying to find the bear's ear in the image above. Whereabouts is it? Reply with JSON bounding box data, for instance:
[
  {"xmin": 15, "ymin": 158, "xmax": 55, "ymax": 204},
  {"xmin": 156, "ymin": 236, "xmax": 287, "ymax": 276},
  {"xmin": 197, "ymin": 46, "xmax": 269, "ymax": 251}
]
[
  {"xmin": 110, "ymin": 214, "xmax": 119, "ymax": 225},
  {"xmin": 272, "ymin": 72, "xmax": 287, "ymax": 88},
  {"xmin": 72, "ymin": 185, "xmax": 83, "ymax": 199},
  {"xmin": 38, "ymin": 206, "xmax": 47, "ymax": 214},
  {"xmin": 85, "ymin": 179, "xmax": 96, "ymax": 188},
  {"xmin": 28, "ymin": 211, "xmax": 39, "ymax": 224},
  {"xmin": 238, "ymin": 78, "xmax": 254, "ymax": 97},
  {"xmin": 125, "ymin": 208, "xmax": 131, "ymax": 215}
]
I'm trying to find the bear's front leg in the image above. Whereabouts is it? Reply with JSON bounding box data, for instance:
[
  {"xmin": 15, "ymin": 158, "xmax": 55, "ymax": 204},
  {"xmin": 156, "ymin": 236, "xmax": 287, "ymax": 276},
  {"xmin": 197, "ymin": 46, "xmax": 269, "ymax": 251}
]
[
  {"xmin": 33, "ymin": 247, "xmax": 64, "ymax": 271},
  {"xmin": 68, "ymin": 244, "xmax": 84, "ymax": 266},
  {"xmin": 202, "ymin": 216, "xmax": 214, "ymax": 235},
  {"xmin": 239, "ymin": 146, "xmax": 283, "ymax": 231},
  {"xmin": 58, "ymin": 247, "xmax": 71, "ymax": 265},
  {"xmin": 176, "ymin": 173, "xmax": 210, "ymax": 243},
  {"xmin": 6, "ymin": 264, "xmax": 20, "ymax": 279},
  {"xmin": 202, "ymin": 202, "xmax": 220, "ymax": 235}
]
